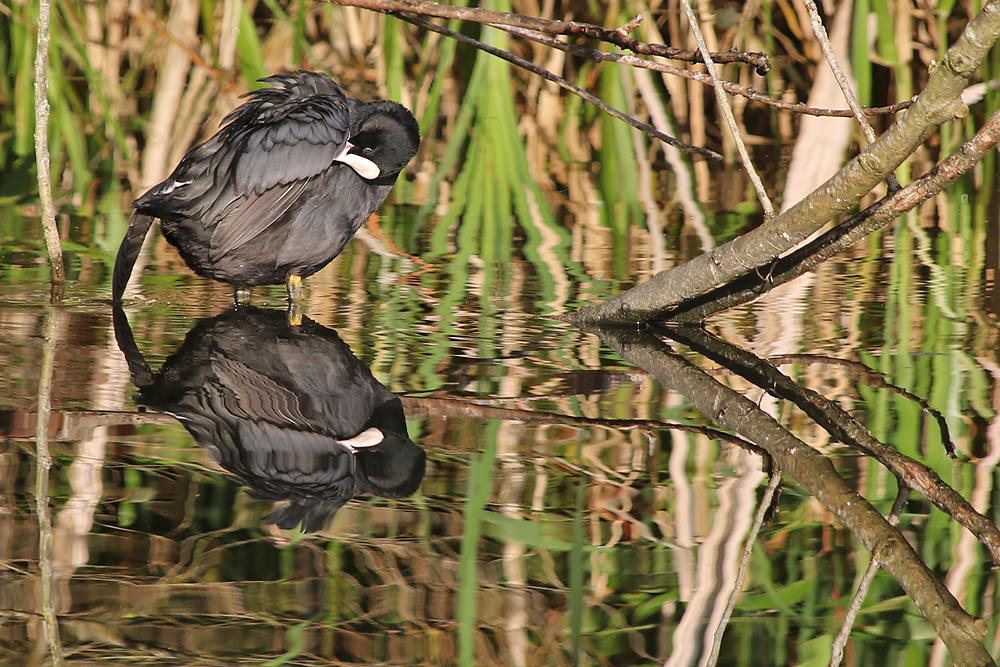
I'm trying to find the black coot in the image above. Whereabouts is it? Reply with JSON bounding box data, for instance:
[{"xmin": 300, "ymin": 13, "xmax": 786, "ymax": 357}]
[{"xmin": 112, "ymin": 70, "xmax": 420, "ymax": 303}]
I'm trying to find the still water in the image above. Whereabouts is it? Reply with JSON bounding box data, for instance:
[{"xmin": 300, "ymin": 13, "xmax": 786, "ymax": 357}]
[{"xmin": 2, "ymin": 193, "xmax": 999, "ymax": 666}]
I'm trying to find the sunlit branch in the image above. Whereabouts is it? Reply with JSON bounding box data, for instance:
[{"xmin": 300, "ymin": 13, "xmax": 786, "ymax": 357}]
[
  {"xmin": 567, "ymin": 0, "xmax": 1000, "ymax": 325},
  {"xmin": 665, "ymin": 104, "xmax": 1000, "ymax": 322},
  {"xmin": 33, "ymin": 0, "xmax": 64, "ymax": 295},
  {"xmin": 496, "ymin": 23, "xmax": 912, "ymax": 119}
]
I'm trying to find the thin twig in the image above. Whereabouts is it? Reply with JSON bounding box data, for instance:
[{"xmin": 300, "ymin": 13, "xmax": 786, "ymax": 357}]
[
  {"xmin": 766, "ymin": 354, "xmax": 953, "ymax": 456},
  {"xmin": 676, "ymin": 0, "xmax": 776, "ymax": 216},
  {"xmin": 395, "ymin": 11, "xmax": 722, "ymax": 161},
  {"xmin": 497, "ymin": 23, "xmax": 911, "ymax": 118},
  {"xmin": 6, "ymin": 399, "xmax": 762, "ymax": 455},
  {"xmin": 801, "ymin": 0, "xmax": 900, "ymax": 191},
  {"xmin": 328, "ymin": 0, "xmax": 771, "ymax": 71},
  {"xmin": 707, "ymin": 470, "xmax": 782, "ymax": 666},
  {"xmin": 33, "ymin": 0, "xmax": 65, "ymax": 296},
  {"xmin": 830, "ymin": 488, "xmax": 909, "ymax": 666}
]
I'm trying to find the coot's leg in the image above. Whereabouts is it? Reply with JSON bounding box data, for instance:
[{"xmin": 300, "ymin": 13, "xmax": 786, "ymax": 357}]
[
  {"xmin": 234, "ymin": 287, "xmax": 252, "ymax": 306},
  {"xmin": 287, "ymin": 274, "xmax": 304, "ymax": 302},
  {"xmin": 287, "ymin": 274, "xmax": 304, "ymax": 326}
]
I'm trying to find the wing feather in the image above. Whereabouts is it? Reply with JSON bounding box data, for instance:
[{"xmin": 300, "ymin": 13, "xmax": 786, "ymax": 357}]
[
  {"xmin": 234, "ymin": 96, "xmax": 350, "ymax": 195},
  {"xmin": 209, "ymin": 178, "xmax": 312, "ymax": 260}
]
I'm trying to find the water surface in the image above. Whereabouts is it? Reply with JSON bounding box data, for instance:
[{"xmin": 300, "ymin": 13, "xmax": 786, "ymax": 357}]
[{"xmin": 3, "ymin": 187, "xmax": 999, "ymax": 667}]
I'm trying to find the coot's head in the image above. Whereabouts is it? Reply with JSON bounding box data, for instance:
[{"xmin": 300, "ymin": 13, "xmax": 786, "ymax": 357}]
[{"xmin": 336, "ymin": 101, "xmax": 420, "ymax": 182}]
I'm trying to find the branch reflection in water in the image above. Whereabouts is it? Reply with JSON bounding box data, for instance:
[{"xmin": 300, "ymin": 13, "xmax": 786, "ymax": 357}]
[
  {"xmin": 112, "ymin": 305, "xmax": 426, "ymax": 533},
  {"xmin": 580, "ymin": 323, "xmax": 993, "ymax": 665}
]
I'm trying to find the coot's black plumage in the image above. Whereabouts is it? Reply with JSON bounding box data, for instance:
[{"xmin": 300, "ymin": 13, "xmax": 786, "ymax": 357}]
[
  {"xmin": 112, "ymin": 305, "xmax": 427, "ymax": 533},
  {"xmin": 112, "ymin": 70, "xmax": 420, "ymax": 303}
]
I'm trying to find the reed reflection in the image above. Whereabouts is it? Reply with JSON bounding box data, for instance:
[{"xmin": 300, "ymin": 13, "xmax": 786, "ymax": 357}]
[{"xmin": 113, "ymin": 305, "xmax": 425, "ymax": 533}]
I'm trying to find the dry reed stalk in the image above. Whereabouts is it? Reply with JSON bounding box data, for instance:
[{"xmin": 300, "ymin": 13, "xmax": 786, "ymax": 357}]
[
  {"xmin": 139, "ymin": 0, "xmax": 200, "ymax": 189},
  {"xmin": 33, "ymin": 0, "xmax": 65, "ymax": 292}
]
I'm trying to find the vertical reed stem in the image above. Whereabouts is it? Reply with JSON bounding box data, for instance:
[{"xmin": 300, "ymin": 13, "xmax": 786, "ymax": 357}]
[{"xmin": 34, "ymin": 0, "xmax": 66, "ymax": 295}]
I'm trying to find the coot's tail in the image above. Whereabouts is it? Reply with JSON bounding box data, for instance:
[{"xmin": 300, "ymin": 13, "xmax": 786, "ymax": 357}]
[
  {"xmin": 111, "ymin": 303, "xmax": 154, "ymax": 390},
  {"xmin": 112, "ymin": 213, "xmax": 155, "ymax": 303}
]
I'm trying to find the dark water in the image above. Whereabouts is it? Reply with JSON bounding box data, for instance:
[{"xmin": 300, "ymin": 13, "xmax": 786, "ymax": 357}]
[{"xmin": 2, "ymin": 199, "xmax": 1000, "ymax": 666}]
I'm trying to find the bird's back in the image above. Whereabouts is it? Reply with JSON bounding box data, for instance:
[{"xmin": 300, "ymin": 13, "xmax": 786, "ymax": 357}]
[{"xmin": 134, "ymin": 71, "xmax": 352, "ymax": 224}]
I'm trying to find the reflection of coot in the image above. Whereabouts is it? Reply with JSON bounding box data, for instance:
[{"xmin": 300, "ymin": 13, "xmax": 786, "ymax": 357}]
[{"xmin": 113, "ymin": 305, "xmax": 426, "ymax": 533}]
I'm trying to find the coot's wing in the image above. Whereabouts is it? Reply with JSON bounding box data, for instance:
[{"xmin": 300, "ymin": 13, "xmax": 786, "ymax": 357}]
[
  {"xmin": 235, "ymin": 95, "xmax": 351, "ymax": 194},
  {"xmin": 209, "ymin": 356, "xmax": 313, "ymax": 428},
  {"xmin": 208, "ymin": 178, "xmax": 310, "ymax": 261},
  {"xmin": 209, "ymin": 94, "xmax": 352, "ymax": 260}
]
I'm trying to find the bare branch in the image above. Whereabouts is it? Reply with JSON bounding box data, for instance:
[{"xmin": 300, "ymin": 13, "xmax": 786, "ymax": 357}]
[
  {"xmin": 567, "ymin": 0, "xmax": 1000, "ymax": 325},
  {"xmin": 327, "ymin": 0, "xmax": 771, "ymax": 71},
  {"xmin": 662, "ymin": 104, "xmax": 1000, "ymax": 322},
  {"xmin": 498, "ymin": 23, "xmax": 911, "ymax": 118},
  {"xmin": 396, "ymin": 11, "xmax": 722, "ymax": 161}
]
